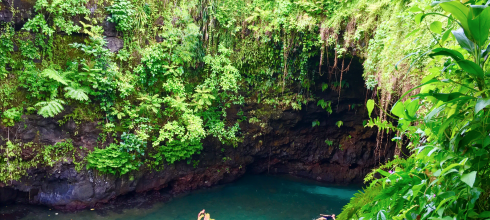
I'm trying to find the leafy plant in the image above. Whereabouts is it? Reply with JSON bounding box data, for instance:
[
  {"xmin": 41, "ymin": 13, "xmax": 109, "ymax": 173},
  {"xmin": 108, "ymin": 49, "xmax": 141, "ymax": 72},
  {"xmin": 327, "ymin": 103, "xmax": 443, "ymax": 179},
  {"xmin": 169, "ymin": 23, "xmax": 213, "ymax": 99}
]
[
  {"xmin": 192, "ymin": 86, "xmax": 215, "ymax": 110},
  {"xmin": 23, "ymin": 0, "xmax": 90, "ymax": 36},
  {"xmin": 119, "ymin": 132, "xmax": 146, "ymax": 156},
  {"xmin": 64, "ymin": 87, "xmax": 90, "ymax": 101},
  {"xmin": 340, "ymin": 1, "xmax": 490, "ymax": 219},
  {"xmin": 106, "ymin": 0, "xmax": 136, "ymax": 32},
  {"xmin": 86, "ymin": 144, "xmax": 139, "ymax": 175},
  {"xmin": 317, "ymin": 99, "xmax": 333, "ymax": 113},
  {"xmin": 35, "ymin": 99, "xmax": 65, "ymax": 118},
  {"xmin": 325, "ymin": 139, "xmax": 333, "ymax": 146},
  {"xmin": 0, "ymin": 141, "xmax": 38, "ymax": 184},
  {"xmin": 365, "ymin": 75, "xmax": 378, "ymax": 90},
  {"xmin": 321, "ymin": 83, "xmax": 329, "ymax": 91},
  {"xmin": 335, "ymin": 120, "xmax": 343, "ymax": 128},
  {"xmin": 2, "ymin": 108, "xmax": 21, "ymax": 127}
]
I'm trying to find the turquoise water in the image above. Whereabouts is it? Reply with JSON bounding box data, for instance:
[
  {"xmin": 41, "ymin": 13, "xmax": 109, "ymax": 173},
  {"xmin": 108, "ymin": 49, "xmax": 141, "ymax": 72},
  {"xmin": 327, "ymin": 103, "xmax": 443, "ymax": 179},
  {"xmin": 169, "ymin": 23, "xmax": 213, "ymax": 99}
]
[{"xmin": 3, "ymin": 175, "xmax": 360, "ymax": 220}]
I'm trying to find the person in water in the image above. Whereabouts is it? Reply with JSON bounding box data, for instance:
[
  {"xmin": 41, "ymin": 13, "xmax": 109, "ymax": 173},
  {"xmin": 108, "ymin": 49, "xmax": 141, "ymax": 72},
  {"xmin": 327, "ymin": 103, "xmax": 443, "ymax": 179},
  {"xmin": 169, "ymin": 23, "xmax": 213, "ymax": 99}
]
[{"xmin": 316, "ymin": 214, "xmax": 336, "ymax": 220}]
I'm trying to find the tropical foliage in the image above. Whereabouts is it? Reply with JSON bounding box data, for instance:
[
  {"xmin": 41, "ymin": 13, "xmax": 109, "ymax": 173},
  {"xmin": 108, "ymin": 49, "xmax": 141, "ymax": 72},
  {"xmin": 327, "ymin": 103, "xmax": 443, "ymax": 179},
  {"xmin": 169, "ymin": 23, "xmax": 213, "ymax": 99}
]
[
  {"xmin": 340, "ymin": 1, "xmax": 490, "ymax": 219},
  {"xmin": 4, "ymin": 1, "xmax": 490, "ymax": 218}
]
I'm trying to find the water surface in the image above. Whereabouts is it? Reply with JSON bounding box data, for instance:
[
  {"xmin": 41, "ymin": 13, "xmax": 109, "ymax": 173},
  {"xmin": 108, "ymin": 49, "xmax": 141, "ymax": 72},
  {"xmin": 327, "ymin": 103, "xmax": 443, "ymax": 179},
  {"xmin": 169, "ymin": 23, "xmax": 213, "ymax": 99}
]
[{"xmin": 2, "ymin": 175, "xmax": 360, "ymax": 220}]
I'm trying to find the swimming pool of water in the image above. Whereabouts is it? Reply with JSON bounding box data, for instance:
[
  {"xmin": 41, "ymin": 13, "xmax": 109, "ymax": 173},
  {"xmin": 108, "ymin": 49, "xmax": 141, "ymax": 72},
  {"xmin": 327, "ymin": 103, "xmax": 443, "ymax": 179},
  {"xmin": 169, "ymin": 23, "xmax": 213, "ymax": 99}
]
[{"xmin": 2, "ymin": 175, "xmax": 360, "ymax": 220}]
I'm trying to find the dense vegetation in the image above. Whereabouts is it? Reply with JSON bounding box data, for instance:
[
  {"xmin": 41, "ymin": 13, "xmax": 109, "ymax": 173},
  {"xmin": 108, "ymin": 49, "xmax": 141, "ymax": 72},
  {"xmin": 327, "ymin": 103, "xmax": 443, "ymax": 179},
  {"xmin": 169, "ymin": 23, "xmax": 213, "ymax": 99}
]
[
  {"xmin": 340, "ymin": 1, "xmax": 490, "ymax": 219},
  {"xmin": 2, "ymin": 0, "xmax": 420, "ymax": 181},
  {"xmin": 2, "ymin": 0, "xmax": 490, "ymax": 219}
]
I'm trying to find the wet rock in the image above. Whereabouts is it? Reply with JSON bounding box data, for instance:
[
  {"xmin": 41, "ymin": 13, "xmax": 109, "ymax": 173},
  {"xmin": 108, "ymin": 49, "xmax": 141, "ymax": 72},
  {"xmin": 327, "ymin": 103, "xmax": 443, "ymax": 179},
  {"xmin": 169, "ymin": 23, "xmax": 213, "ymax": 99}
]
[
  {"xmin": 105, "ymin": 37, "xmax": 123, "ymax": 52},
  {"xmin": 0, "ymin": 0, "xmax": 36, "ymax": 28},
  {"xmin": 102, "ymin": 17, "xmax": 117, "ymax": 37}
]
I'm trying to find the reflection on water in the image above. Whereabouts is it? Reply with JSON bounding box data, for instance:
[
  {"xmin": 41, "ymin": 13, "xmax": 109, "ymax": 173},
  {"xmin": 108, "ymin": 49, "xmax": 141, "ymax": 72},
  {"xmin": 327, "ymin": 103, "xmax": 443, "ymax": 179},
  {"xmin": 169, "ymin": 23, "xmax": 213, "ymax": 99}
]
[{"xmin": 2, "ymin": 175, "xmax": 360, "ymax": 220}]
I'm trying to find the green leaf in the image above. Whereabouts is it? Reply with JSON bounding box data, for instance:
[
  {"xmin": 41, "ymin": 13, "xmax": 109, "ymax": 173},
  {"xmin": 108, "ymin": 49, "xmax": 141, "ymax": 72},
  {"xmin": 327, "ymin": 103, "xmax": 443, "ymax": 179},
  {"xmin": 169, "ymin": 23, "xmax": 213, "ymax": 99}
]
[
  {"xmin": 457, "ymin": 60, "xmax": 484, "ymax": 79},
  {"xmin": 475, "ymin": 98, "xmax": 490, "ymax": 113},
  {"xmin": 415, "ymin": 13, "xmax": 424, "ymax": 24},
  {"xmin": 467, "ymin": 6, "xmax": 490, "ymax": 47},
  {"xmin": 440, "ymin": 27, "xmax": 453, "ymax": 45},
  {"xmin": 430, "ymin": 21, "xmax": 443, "ymax": 34},
  {"xmin": 322, "ymin": 83, "xmax": 328, "ymax": 91},
  {"xmin": 411, "ymin": 183, "xmax": 424, "ymax": 200},
  {"xmin": 484, "ymin": 136, "xmax": 490, "ymax": 148},
  {"xmin": 409, "ymin": 6, "xmax": 423, "ymax": 12},
  {"xmin": 378, "ymin": 169, "xmax": 390, "ymax": 177},
  {"xmin": 440, "ymin": 163, "xmax": 462, "ymax": 176},
  {"xmin": 405, "ymin": 99, "xmax": 419, "ymax": 119},
  {"xmin": 367, "ymin": 99, "xmax": 375, "ymax": 117},
  {"xmin": 41, "ymin": 69, "xmax": 69, "ymax": 85},
  {"xmin": 428, "ymin": 92, "xmax": 465, "ymax": 102},
  {"xmin": 64, "ymin": 87, "xmax": 90, "ymax": 101},
  {"xmin": 452, "ymin": 28, "xmax": 476, "ymax": 54},
  {"xmin": 391, "ymin": 101, "xmax": 404, "ymax": 118},
  {"xmin": 335, "ymin": 121, "xmax": 343, "ymax": 128},
  {"xmin": 478, "ymin": 211, "xmax": 490, "ymax": 218},
  {"xmin": 438, "ymin": 191, "xmax": 456, "ymax": 199},
  {"xmin": 35, "ymin": 99, "xmax": 66, "ymax": 118},
  {"xmin": 440, "ymin": 1, "xmax": 470, "ymax": 32},
  {"xmin": 461, "ymin": 171, "xmax": 477, "ymax": 187},
  {"xmin": 429, "ymin": 48, "xmax": 464, "ymax": 62}
]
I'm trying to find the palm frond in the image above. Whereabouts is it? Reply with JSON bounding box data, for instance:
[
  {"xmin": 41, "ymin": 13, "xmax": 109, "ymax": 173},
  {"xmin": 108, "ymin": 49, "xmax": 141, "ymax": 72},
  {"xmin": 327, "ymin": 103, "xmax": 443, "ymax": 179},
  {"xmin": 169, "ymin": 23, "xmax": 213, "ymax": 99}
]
[
  {"xmin": 64, "ymin": 87, "xmax": 90, "ymax": 101},
  {"xmin": 41, "ymin": 69, "xmax": 69, "ymax": 85},
  {"xmin": 35, "ymin": 99, "xmax": 66, "ymax": 118}
]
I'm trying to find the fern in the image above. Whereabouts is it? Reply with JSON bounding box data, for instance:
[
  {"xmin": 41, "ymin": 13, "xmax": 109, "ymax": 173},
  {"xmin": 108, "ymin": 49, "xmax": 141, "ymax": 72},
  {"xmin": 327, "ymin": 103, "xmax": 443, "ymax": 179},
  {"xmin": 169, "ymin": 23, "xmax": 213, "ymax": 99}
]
[
  {"xmin": 35, "ymin": 99, "xmax": 65, "ymax": 118},
  {"xmin": 64, "ymin": 87, "xmax": 90, "ymax": 101},
  {"xmin": 41, "ymin": 69, "xmax": 69, "ymax": 85}
]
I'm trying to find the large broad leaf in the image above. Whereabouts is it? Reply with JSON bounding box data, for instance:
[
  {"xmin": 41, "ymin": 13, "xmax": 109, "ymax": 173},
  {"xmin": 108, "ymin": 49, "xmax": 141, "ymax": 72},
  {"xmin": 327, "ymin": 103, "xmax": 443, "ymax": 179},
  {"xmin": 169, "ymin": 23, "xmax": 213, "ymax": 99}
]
[
  {"xmin": 461, "ymin": 171, "xmax": 477, "ymax": 187},
  {"xmin": 457, "ymin": 60, "xmax": 484, "ymax": 79},
  {"xmin": 479, "ymin": 211, "xmax": 490, "ymax": 218},
  {"xmin": 430, "ymin": 21, "xmax": 443, "ymax": 34},
  {"xmin": 475, "ymin": 98, "xmax": 490, "ymax": 113},
  {"xmin": 440, "ymin": 27, "xmax": 453, "ymax": 45},
  {"xmin": 452, "ymin": 28, "xmax": 476, "ymax": 54},
  {"xmin": 430, "ymin": 92, "xmax": 465, "ymax": 102},
  {"xmin": 405, "ymin": 99, "xmax": 419, "ymax": 118},
  {"xmin": 367, "ymin": 99, "xmax": 375, "ymax": 117},
  {"xmin": 467, "ymin": 6, "xmax": 490, "ymax": 47},
  {"xmin": 440, "ymin": 1, "xmax": 470, "ymax": 32},
  {"xmin": 391, "ymin": 101, "xmax": 404, "ymax": 118},
  {"xmin": 429, "ymin": 48, "xmax": 464, "ymax": 61}
]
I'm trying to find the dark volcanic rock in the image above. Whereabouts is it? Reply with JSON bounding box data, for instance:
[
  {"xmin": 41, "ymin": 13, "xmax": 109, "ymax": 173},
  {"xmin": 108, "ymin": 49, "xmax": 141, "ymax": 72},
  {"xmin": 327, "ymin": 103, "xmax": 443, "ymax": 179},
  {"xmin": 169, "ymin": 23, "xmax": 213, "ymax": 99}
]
[
  {"xmin": 0, "ymin": 0, "xmax": 36, "ymax": 29},
  {"xmin": 105, "ymin": 37, "xmax": 124, "ymax": 52},
  {"xmin": 102, "ymin": 17, "xmax": 117, "ymax": 37}
]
